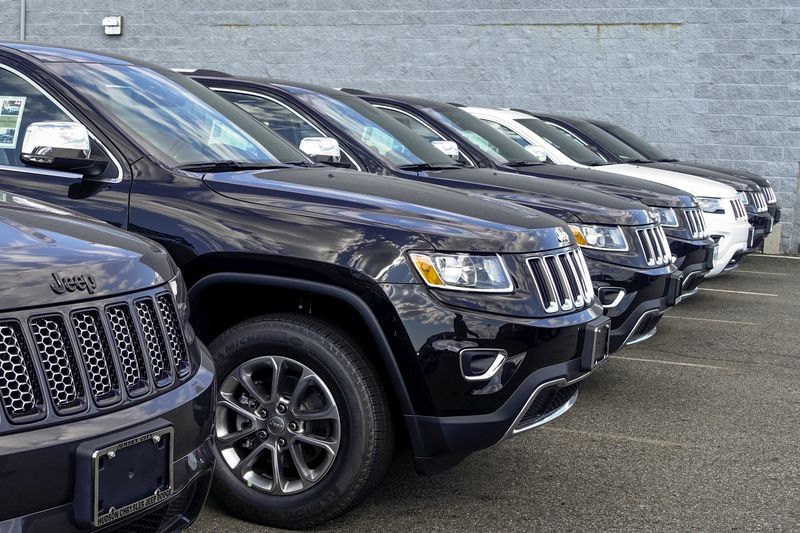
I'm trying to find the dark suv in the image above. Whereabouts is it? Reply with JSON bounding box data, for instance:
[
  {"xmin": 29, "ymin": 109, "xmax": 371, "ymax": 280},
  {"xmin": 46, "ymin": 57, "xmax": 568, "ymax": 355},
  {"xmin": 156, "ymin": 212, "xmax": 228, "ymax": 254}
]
[
  {"xmin": 192, "ymin": 75, "xmax": 688, "ymax": 352},
  {"xmin": 0, "ymin": 43, "xmax": 610, "ymax": 528},
  {"xmin": 0, "ymin": 192, "xmax": 214, "ymax": 531}
]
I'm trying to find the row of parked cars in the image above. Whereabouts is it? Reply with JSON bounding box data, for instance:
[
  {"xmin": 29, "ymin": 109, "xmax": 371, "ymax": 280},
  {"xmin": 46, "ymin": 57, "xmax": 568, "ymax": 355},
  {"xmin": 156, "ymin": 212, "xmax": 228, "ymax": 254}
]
[{"xmin": 0, "ymin": 42, "xmax": 779, "ymax": 531}]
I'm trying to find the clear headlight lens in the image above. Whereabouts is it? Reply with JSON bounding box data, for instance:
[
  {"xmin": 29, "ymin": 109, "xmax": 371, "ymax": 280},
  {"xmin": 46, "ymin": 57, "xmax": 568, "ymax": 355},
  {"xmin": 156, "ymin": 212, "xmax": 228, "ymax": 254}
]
[
  {"xmin": 409, "ymin": 253, "xmax": 513, "ymax": 292},
  {"xmin": 569, "ymin": 225, "xmax": 628, "ymax": 251},
  {"xmin": 697, "ymin": 197, "xmax": 725, "ymax": 214},
  {"xmin": 651, "ymin": 207, "xmax": 679, "ymax": 227},
  {"xmin": 737, "ymin": 191, "xmax": 749, "ymax": 204},
  {"xmin": 168, "ymin": 270, "xmax": 189, "ymax": 323}
]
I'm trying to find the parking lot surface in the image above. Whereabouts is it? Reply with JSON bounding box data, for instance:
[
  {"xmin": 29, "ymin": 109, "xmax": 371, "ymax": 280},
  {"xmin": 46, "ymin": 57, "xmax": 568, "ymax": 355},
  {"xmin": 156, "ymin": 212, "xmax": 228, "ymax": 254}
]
[{"xmin": 192, "ymin": 254, "xmax": 800, "ymax": 532}]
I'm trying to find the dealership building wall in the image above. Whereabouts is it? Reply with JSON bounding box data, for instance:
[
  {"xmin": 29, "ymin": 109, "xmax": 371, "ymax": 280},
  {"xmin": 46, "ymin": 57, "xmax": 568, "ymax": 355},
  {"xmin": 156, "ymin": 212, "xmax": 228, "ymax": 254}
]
[{"xmin": 1, "ymin": 1, "xmax": 798, "ymax": 252}]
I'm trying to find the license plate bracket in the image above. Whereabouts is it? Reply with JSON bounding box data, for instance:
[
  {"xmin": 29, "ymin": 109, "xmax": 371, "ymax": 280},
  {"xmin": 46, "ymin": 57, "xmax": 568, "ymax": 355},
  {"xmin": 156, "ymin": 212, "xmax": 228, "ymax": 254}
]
[
  {"xmin": 580, "ymin": 317, "xmax": 611, "ymax": 371},
  {"xmin": 74, "ymin": 421, "xmax": 174, "ymax": 528}
]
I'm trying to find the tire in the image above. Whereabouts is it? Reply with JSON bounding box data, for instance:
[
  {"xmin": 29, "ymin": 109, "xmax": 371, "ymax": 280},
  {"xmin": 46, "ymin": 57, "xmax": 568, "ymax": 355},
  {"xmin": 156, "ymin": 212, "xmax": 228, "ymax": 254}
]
[{"xmin": 209, "ymin": 313, "xmax": 394, "ymax": 529}]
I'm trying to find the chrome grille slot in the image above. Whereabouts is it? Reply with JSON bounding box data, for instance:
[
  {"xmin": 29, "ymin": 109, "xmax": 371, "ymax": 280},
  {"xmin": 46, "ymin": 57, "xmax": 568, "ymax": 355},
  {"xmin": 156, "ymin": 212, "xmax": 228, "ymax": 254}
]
[
  {"xmin": 682, "ymin": 208, "xmax": 708, "ymax": 239},
  {"xmin": 636, "ymin": 225, "xmax": 672, "ymax": 266},
  {"xmin": 72, "ymin": 310, "xmax": 120, "ymax": 406},
  {"xmin": 765, "ymin": 186, "xmax": 777, "ymax": 204},
  {"xmin": 0, "ymin": 321, "xmax": 44, "ymax": 421},
  {"xmin": 528, "ymin": 247, "xmax": 593, "ymax": 314},
  {"xmin": 30, "ymin": 315, "xmax": 86, "ymax": 414},
  {"xmin": 730, "ymin": 199, "xmax": 748, "ymax": 221},
  {"xmin": 156, "ymin": 294, "xmax": 190, "ymax": 378},
  {"xmin": 134, "ymin": 299, "xmax": 174, "ymax": 388},
  {"xmin": 746, "ymin": 191, "xmax": 767, "ymax": 213},
  {"xmin": 106, "ymin": 304, "xmax": 150, "ymax": 396}
]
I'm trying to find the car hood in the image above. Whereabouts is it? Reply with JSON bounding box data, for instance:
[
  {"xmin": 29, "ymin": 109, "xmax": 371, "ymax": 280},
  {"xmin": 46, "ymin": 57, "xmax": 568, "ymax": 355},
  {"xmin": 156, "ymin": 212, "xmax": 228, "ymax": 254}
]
[
  {"xmin": 0, "ymin": 193, "xmax": 175, "ymax": 311},
  {"xmin": 502, "ymin": 163, "xmax": 695, "ymax": 209},
  {"xmin": 676, "ymin": 162, "xmax": 771, "ymax": 189},
  {"xmin": 642, "ymin": 162, "xmax": 759, "ymax": 191},
  {"xmin": 416, "ymin": 167, "xmax": 654, "ymax": 226},
  {"xmin": 202, "ymin": 166, "xmax": 573, "ymax": 253},
  {"xmin": 600, "ymin": 164, "xmax": 738, "ymax": 199}
]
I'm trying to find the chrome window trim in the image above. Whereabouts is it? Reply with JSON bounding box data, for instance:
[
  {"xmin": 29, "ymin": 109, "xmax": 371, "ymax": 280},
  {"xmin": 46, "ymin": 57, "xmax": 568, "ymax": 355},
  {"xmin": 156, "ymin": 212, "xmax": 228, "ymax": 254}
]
[
  {"xmin": 0, "ymin": 63, "xmax": 123, "ymax": 183},
  {"xmin": 211, "ymin": 87, "xmax": 363, "ymax": 172}
]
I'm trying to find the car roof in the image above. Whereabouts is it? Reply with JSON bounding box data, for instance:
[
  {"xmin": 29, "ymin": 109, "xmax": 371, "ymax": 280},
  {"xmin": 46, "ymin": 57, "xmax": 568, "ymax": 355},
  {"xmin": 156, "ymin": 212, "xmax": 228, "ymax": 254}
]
[
  {"xmin": 464, "ymin": 107, "xmax": 534, "ymax": 120},
  {"xmin": 0, "ymin": 41, "xmax": 164, "ymax": 68}
]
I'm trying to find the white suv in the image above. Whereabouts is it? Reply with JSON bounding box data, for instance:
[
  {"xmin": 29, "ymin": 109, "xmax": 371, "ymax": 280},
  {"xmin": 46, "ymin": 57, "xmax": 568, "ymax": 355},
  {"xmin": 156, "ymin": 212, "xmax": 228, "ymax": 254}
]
[{"xmin": 463, "ymin": 107, "xmax": 751, "ymax": 277}]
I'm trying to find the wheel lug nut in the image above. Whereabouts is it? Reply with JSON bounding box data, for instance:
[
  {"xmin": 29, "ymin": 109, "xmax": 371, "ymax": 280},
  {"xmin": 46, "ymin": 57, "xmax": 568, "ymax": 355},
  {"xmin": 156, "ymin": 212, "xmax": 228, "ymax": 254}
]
[
  {"xmin": 288, "ymin": 422, "xmax": 298, "ymax": 432},
  {"xmin": 257, "ymin": 409, "xmax": 267, "ymax": 418},
  {"xmin": 276, "ymin": 404, "xmax": 286, "ymax": 414},
  {"xmin": 256, "ymin": 430, "xmax": 267, "ymax": 439},
  {"xmin": 277, "ymin": 438, "xmax": 286, "ymax": 447}
]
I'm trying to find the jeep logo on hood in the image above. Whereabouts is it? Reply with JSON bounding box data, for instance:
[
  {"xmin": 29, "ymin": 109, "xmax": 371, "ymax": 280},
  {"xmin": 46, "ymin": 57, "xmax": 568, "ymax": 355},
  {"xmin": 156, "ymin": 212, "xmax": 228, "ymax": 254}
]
[{"xmin": 50, "ymin": 273, "xmax": 97, "ymax": 295}]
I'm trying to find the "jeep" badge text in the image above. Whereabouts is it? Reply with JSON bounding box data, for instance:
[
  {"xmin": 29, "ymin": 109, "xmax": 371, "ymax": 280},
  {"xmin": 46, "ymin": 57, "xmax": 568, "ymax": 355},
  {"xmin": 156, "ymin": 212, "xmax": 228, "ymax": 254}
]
[{"xmin": 50, "ymin": 273, "xmax": 98, "ymax": 295}]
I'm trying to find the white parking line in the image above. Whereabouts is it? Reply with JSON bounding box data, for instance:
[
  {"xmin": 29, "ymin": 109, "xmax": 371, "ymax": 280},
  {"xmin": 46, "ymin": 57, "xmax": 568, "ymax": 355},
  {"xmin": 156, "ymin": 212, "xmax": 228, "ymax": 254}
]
[
  {"xmin": 542, "ymin": 427, "xmax": 703, "ymax": 449},
  {"xmin": 663, "ymin": 315, "xmax": 760, "ymax": 326},
  {"xmin": 735, "ymin": 270, "xmax": 788, "ymax": 276},
  {"xmin": 752, "ymin": 254, "xmax": 800, "ymax": 259},
  {"xmin": 614, "ymin": 356, "xmax": 727, "ymax": 370},
  {"xmin": 699, "ymin": 288, "xmax": 778, "ymax": 297}
]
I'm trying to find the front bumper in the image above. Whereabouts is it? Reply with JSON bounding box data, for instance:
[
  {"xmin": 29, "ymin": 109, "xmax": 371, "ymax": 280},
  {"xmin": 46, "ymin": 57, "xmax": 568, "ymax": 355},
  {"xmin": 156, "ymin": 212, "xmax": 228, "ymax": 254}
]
[
  {"xmin": 746, "ymin": 213, "xmax": 774, "ymax": 252},
  {"xmin": 584, "ymin": 258, "xmax": 679, "ymax": 353},
  {"xmin": 0, "ymin": 348, "xmax": 216, "ymax": 531},
  {"xmin": 668, "ymin": 236, "xmax": 716, "ymax": 300},
  {"xmin": 768, "ymin": 204, "xmax": 781, "ymax": 223},
  {"xmin": 704, "ymin": 213, "xmax": 751, "ymax": 277},
  {"xmin": 382, "ymin": 283, "xmax": 609, "ymax": 475}
]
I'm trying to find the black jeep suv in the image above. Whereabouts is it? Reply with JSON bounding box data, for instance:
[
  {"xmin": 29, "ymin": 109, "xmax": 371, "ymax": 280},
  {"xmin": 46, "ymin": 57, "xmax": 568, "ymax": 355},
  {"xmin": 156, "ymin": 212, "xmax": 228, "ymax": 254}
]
[
  {"xmin": 0, "ymin": 192, "xmax": 213, "ymax": 531},
  {"xmin": 0, "ymin": 43, "xmax": 611, "ymax": 528},
  {"xmin": 193, "ymin": 75, "xmax": 689, "ymax": 352}
]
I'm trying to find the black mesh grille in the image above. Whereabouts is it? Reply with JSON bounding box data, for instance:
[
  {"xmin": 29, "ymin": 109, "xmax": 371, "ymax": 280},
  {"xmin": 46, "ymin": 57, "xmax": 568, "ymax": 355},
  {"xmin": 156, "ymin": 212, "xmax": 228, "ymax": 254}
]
[
  {"xmin": 627, "ymin": 313, "xmax": 663, "ymax": 345},
  {"xmin": 0, "ymin": 321, "xmax": 44, "ymax": 421},
  {"xmin": 72, "ymin": 310, "xmax": 120, "ymax": 405},
  {"xmin": 156, "ymin": 294, "xmax": 190, "ymax": 378},
  {"xmin": 516, "ymin": 383, "xmax": 579, "ymax": 430},
  {"xmin": 0, "ymin": 289, "xmax": 192, "ymax": 428},
  {"xmin": 30, "ymin": 315, "xmax": 86, "ymax": 414},
  {"xmin": 113, "ymin": 484, "xmax": 194, "ymax": 533},
  {"xmin": 134, "ymin": 299, "xmax": 173, "ymax": 387},
  {"xmin": 107, "ymin": 304, "xmax": 150, "ymax": 396}
]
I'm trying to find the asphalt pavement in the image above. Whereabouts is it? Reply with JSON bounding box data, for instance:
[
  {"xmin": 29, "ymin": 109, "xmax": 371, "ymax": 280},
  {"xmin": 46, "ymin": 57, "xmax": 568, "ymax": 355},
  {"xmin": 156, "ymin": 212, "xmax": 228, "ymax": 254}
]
[{"xmin": 192, "ymin": 254, "xmax": 800, "ymax": 532}]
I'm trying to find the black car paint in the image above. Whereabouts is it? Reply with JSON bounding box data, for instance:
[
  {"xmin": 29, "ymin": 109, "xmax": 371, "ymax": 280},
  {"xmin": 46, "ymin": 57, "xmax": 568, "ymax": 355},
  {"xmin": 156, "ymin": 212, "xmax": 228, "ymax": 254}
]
[
  {"xmin": 194, "ymin": 76, "xmax": 695, "ymax": 353},
  {"xmin": 0, "ymin": 43, "xmax": 609, "ymax": 475},
  {"xmin": 0, "ymin": 194, "xmax": 214, "ymax": 530}
]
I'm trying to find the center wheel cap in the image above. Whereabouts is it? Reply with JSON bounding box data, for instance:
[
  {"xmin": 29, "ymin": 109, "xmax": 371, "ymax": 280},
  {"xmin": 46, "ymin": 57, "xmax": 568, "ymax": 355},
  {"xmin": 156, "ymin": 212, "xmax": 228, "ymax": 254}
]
[{"xmin": 267, "ymin": 416, "xmax": 286, "ymax": 436}]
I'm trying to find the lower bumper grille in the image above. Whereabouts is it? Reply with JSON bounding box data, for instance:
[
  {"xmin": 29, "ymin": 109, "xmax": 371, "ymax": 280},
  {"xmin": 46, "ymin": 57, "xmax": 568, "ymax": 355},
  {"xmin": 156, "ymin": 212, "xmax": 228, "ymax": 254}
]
[
  {"xmin": 113, "ymin": 482, "xmax": 196, "ymax": 533},
  {"xmin": 626, "ymin": 311, "xmax": 663, "ymax": 346},
  {"xmin": 515, "ymin": 383, "xmax": 579, "ymax": 432}
]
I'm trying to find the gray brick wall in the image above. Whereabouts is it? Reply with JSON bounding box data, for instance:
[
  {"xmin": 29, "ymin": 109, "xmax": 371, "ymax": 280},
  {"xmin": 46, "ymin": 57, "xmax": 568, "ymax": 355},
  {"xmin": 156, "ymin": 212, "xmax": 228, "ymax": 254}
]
[{"xmin": 1, "ymin": 1, "xmax": 798, "ymax": 252}]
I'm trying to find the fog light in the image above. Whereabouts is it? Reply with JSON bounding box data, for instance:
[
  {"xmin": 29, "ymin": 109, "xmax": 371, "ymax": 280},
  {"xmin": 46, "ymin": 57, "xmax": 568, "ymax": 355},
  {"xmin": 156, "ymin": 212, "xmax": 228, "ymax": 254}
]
[
  {"xmin": 597, "ymin": 287, "xmax": 626, "ymax": 309},
  {"xmin": 459, "ymin": 348, "xmax": 507, "ymax": 382}
]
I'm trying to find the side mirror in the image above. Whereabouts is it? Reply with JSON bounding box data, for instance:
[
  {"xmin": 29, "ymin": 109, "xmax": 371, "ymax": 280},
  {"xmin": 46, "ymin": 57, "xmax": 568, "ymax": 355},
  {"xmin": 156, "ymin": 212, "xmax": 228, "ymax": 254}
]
[
  {"xmin": 299, "ymin": 137, "xmax": 341, "ymax": 161},
  {"xmin": 525, "ymin": 144, "xmax": 548, "ymax": 163},
  {"xmin": 431, "ymin": 140, "xmax": 459, "ymax": 158},
  {"xmin": 21, "ymin": 121, "xmax": 106, "ymax": 176}
]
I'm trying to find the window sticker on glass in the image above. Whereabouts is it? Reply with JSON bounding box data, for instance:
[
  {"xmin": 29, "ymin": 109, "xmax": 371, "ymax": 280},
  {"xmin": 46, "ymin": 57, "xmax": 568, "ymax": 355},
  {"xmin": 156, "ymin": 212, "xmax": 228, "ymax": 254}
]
[
  {"xmin": 208, "ymin": 119, "xmax": 252, "ymax": 151},
  {"xmin": 0, "ymin": 96, "xmax": 26, "ymax": 149},
  {"xmin": 361, "ymin": 127, "xmax": 398, "ymax": 156}
]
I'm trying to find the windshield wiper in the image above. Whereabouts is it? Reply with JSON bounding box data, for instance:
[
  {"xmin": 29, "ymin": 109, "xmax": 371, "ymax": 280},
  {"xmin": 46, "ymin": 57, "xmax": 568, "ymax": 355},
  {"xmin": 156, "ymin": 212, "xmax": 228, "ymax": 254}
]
[
  {"xmin": 176, "ymin": 160, "xmax": 291, "ymax": 172},
  {"xmin": 587, "ymin": 161, "xmax": 611, "ymax": 167},
  {"xmin": 625, "ymin": 158, "xmax": 654, "ymax": 164},
  {"xmin": 397, "ymin": 162, "xmax": 463, "ymax": 171},
  {"xmin": 505, "ymin": 160, "xmax": 545, "ymax": 167},
  {"xmin": 658, "ymin": 158, "xmax": 680, "ymax": 163}
]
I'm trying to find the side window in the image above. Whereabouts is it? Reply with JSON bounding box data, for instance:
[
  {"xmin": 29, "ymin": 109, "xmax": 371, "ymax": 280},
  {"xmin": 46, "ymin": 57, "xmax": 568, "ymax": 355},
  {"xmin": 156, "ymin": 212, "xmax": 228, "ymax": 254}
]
[
  {"xmin": 220, "ymin": 91, "xmax": 360, "ymax": 170},
  {"xmin": 378, "ymin": 106, "xmax": 474, "ymax": 167},
  {"xmin": 0, "ymin": 67, "xmax": 71, "ymax": 167}
]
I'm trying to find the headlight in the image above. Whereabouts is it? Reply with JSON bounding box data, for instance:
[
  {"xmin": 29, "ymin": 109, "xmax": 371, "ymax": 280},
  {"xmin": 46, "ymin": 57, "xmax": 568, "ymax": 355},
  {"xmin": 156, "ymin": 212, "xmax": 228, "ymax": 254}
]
[
  {"xmin": 737, "ymin": 191, "xmax": 749, "ymax": 204},
  {"xmin": 697, "ymin": 197, "xmax": 725, "ymax": 214},
  {"xmin": 569, "ymin": 225, "xmax": 628, "ymax": 251},
  {"xmin": 409, "ymin": 252, "xmax": 513, "ymax": 292},
  {"xmin": 168, "ymin": 270, "xmax": 189, "ymax": 323},
  {"xmin": 651, "ymin": 207, "xmax": 678, "ymax": 227}
]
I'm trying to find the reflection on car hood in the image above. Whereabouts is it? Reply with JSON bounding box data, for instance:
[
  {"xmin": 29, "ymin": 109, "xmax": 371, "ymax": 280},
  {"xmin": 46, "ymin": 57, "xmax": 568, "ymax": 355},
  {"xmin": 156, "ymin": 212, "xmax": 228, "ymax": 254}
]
[
  {"xmin": 642, "ymin": 162, "xmax": 759, "ymax": 191},
  {"xmin": 0, "ymin": 192, "xmax": 174, "ymax": 311},
  {"xmin": 601, "ymin": 164, "xmax": 738, "ymax": 199},
  {"xmin": 202, "ymin": 166, "xmax": 574, "ymax": 253}
]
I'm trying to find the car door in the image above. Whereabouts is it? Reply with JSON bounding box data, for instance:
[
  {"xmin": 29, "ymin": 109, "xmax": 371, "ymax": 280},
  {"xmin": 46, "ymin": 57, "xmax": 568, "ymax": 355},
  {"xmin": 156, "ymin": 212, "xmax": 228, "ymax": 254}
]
[{"xmin": 0, "ymin": 62, "xmax": 130, "ymax": 228}]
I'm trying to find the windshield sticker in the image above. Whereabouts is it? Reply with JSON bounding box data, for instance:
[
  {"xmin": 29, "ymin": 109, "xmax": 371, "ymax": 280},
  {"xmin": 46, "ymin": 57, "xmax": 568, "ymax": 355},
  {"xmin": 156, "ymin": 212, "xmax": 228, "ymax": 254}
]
[
  {"xmin": 0, "ymin": 96, "xmax": 26, "ymax": 149},
  {"xmin": 208, "ymin": 119, "xmax": 252, "ymax": 151},
  {"xmin": 361, "ymin": 127, "xmax": 397, "ymax": 156}
]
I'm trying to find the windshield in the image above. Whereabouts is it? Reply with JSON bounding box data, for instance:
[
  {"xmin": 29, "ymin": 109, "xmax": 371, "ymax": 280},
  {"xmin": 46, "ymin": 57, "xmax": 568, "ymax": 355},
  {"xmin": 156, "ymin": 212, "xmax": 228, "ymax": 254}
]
[
  {"xmin": 49, "ymin": 63, "xmax": 307, "ymax": 166},
  {"xmin": 282, "ymin": 87, "xmax": 455, "ymax": 167},
  {"xmin": 598, "ymin": 124, "xmax": 669, "ymax": 161},
  {"xmin": 565, "ymin": 120, "xmax": 650, "ymax": 163},
  {"xmin": 516, "ymin": 118, "xmax": 608, "ymax": 166},
  {"xmin": 422, "ymin": 105, "xmax": 539, "ymax": 165}
]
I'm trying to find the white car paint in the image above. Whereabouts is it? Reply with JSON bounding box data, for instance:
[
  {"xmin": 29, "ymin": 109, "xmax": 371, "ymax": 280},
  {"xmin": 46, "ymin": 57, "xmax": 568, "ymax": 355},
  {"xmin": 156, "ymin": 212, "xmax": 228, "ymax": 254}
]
[{"xmin": 463, "ymin": 107, "xmax": 752, "ymax": 277}]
